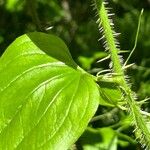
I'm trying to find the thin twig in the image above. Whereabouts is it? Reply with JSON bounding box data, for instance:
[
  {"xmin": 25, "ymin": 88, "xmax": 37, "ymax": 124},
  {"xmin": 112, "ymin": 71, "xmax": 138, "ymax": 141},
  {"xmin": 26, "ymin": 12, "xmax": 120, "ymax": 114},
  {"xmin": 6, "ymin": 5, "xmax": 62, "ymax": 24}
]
[
  {"xmin": 90, "ymin": 108, "xmax": 118, "ymax": 122},
  {"xmin": 26, "ymin": 0, "xmax": 43, "ymax": 31}
]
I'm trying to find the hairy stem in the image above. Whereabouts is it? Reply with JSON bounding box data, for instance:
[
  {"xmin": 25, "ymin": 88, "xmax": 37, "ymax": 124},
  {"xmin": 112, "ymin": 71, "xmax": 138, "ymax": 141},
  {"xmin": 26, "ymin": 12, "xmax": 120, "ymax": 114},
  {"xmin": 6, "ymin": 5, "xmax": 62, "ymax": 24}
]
[
  {"xmin": 94, "ymin": 0, "xmax": 150, "ymax": 149},
  {"xmin": 97, "ymin": 2, "xmax": 123, "ymax": 75}
]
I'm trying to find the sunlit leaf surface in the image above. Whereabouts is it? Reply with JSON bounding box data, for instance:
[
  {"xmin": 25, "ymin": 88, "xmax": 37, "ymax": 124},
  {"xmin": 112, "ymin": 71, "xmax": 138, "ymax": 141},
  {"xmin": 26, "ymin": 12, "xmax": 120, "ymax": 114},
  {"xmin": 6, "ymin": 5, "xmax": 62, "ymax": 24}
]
[{"xmin": 0, "ymin": 32, "xmax": 99, "ymax": 150}]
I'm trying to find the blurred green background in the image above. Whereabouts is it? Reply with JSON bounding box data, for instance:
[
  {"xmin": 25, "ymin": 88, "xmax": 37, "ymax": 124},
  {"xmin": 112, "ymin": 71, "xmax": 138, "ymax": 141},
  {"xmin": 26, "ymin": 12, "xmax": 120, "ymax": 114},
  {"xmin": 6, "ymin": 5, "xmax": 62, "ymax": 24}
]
[{"xmin": 0, "ymin": 0, "xmax": 150, "ymax": 149}]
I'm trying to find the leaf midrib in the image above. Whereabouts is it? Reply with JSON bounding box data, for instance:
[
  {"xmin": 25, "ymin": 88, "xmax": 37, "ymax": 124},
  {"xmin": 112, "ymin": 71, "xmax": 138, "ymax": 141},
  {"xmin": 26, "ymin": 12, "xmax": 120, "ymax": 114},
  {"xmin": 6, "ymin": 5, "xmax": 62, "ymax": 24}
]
[{"xmin": 38, "ymin": 75, "xmax": 81, "ymax": 149}]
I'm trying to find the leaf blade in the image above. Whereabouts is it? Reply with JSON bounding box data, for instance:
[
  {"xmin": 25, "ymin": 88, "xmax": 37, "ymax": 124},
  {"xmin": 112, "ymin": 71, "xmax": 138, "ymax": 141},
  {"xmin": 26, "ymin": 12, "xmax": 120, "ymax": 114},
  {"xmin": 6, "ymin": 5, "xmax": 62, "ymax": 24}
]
[{"xmin": 0, "ymin": 32, "xmax": 99, "ymax": 150}]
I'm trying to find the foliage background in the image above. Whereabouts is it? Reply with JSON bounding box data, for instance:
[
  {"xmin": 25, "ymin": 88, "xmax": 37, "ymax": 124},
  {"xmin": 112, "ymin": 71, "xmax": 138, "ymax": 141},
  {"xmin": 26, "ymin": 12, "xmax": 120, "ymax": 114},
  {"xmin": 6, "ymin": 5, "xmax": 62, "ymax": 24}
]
[{"xmin": 0, "ymin": 0, "xmax": 150, "ymax": 149}]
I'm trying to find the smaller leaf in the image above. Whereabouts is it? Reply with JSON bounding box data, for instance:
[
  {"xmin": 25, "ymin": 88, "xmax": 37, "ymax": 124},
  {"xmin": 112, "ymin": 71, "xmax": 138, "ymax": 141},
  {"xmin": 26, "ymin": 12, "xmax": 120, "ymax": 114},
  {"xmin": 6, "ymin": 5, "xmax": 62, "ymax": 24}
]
[
  {"xmin": 98, "ymin": 81, "xmax": 123, "ymax": 107},
  {"xmin": 79, "ymin": 127, "xmax": 118, "ymax": 150}
]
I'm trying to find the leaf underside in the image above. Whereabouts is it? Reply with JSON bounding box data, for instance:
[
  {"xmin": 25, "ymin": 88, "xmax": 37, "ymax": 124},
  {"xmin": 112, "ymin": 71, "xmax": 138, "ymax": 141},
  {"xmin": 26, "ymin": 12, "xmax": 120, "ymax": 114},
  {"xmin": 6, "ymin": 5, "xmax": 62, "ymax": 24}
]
[{"xmin": 0, "ymin": 32, "xmax": 99, "ymax": 150}]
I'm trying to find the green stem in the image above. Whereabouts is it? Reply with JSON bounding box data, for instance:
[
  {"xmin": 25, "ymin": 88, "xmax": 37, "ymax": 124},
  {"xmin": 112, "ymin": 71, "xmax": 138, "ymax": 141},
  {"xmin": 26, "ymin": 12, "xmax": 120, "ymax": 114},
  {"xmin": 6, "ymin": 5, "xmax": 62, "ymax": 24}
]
[{"xmin": 90, "ymin": 108, "xmax": 118, "ymax": 122}]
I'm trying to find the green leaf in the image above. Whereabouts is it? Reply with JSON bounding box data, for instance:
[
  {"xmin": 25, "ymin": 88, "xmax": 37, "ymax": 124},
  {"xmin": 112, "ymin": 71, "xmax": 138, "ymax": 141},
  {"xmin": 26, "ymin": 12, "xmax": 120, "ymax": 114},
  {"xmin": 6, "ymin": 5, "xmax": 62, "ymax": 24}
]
[
  {"xmin": 78, "ymin": 52, "xmax": 107, "ymax": 70},
  {"xmin": 98, "ymin": 81, "xmax": 123, "ymax": 107},
  {"xmin": 0, "ymin": 32, "xmax": 99, "ymax": 150},
  {"xmin": 79, "ymin": 127, "xmax": 118, "ymax": 150},
  {"xmin": 6, "ymin": 0, "xmax": 24, "ymax": 12}
]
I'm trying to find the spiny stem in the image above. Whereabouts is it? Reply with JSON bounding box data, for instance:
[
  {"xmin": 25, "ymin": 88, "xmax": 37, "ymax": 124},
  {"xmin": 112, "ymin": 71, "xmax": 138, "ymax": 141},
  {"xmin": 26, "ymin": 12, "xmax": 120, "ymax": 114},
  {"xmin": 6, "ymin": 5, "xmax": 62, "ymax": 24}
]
[
  {"xmin": 95, "ymin": 0, "xmax": 123, "ymax": 76},
  {"xmin": 94, "ymin": 0, "xmax": 150, "ymax": 149}
]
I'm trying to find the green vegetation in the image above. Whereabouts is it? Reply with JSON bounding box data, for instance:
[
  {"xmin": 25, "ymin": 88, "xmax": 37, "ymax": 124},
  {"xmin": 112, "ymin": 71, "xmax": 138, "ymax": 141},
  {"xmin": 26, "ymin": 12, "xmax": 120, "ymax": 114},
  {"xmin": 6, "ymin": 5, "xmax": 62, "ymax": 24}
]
[{"xmin": 0, "ymin": 0, "xmax": 150, "ymax": 149}]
